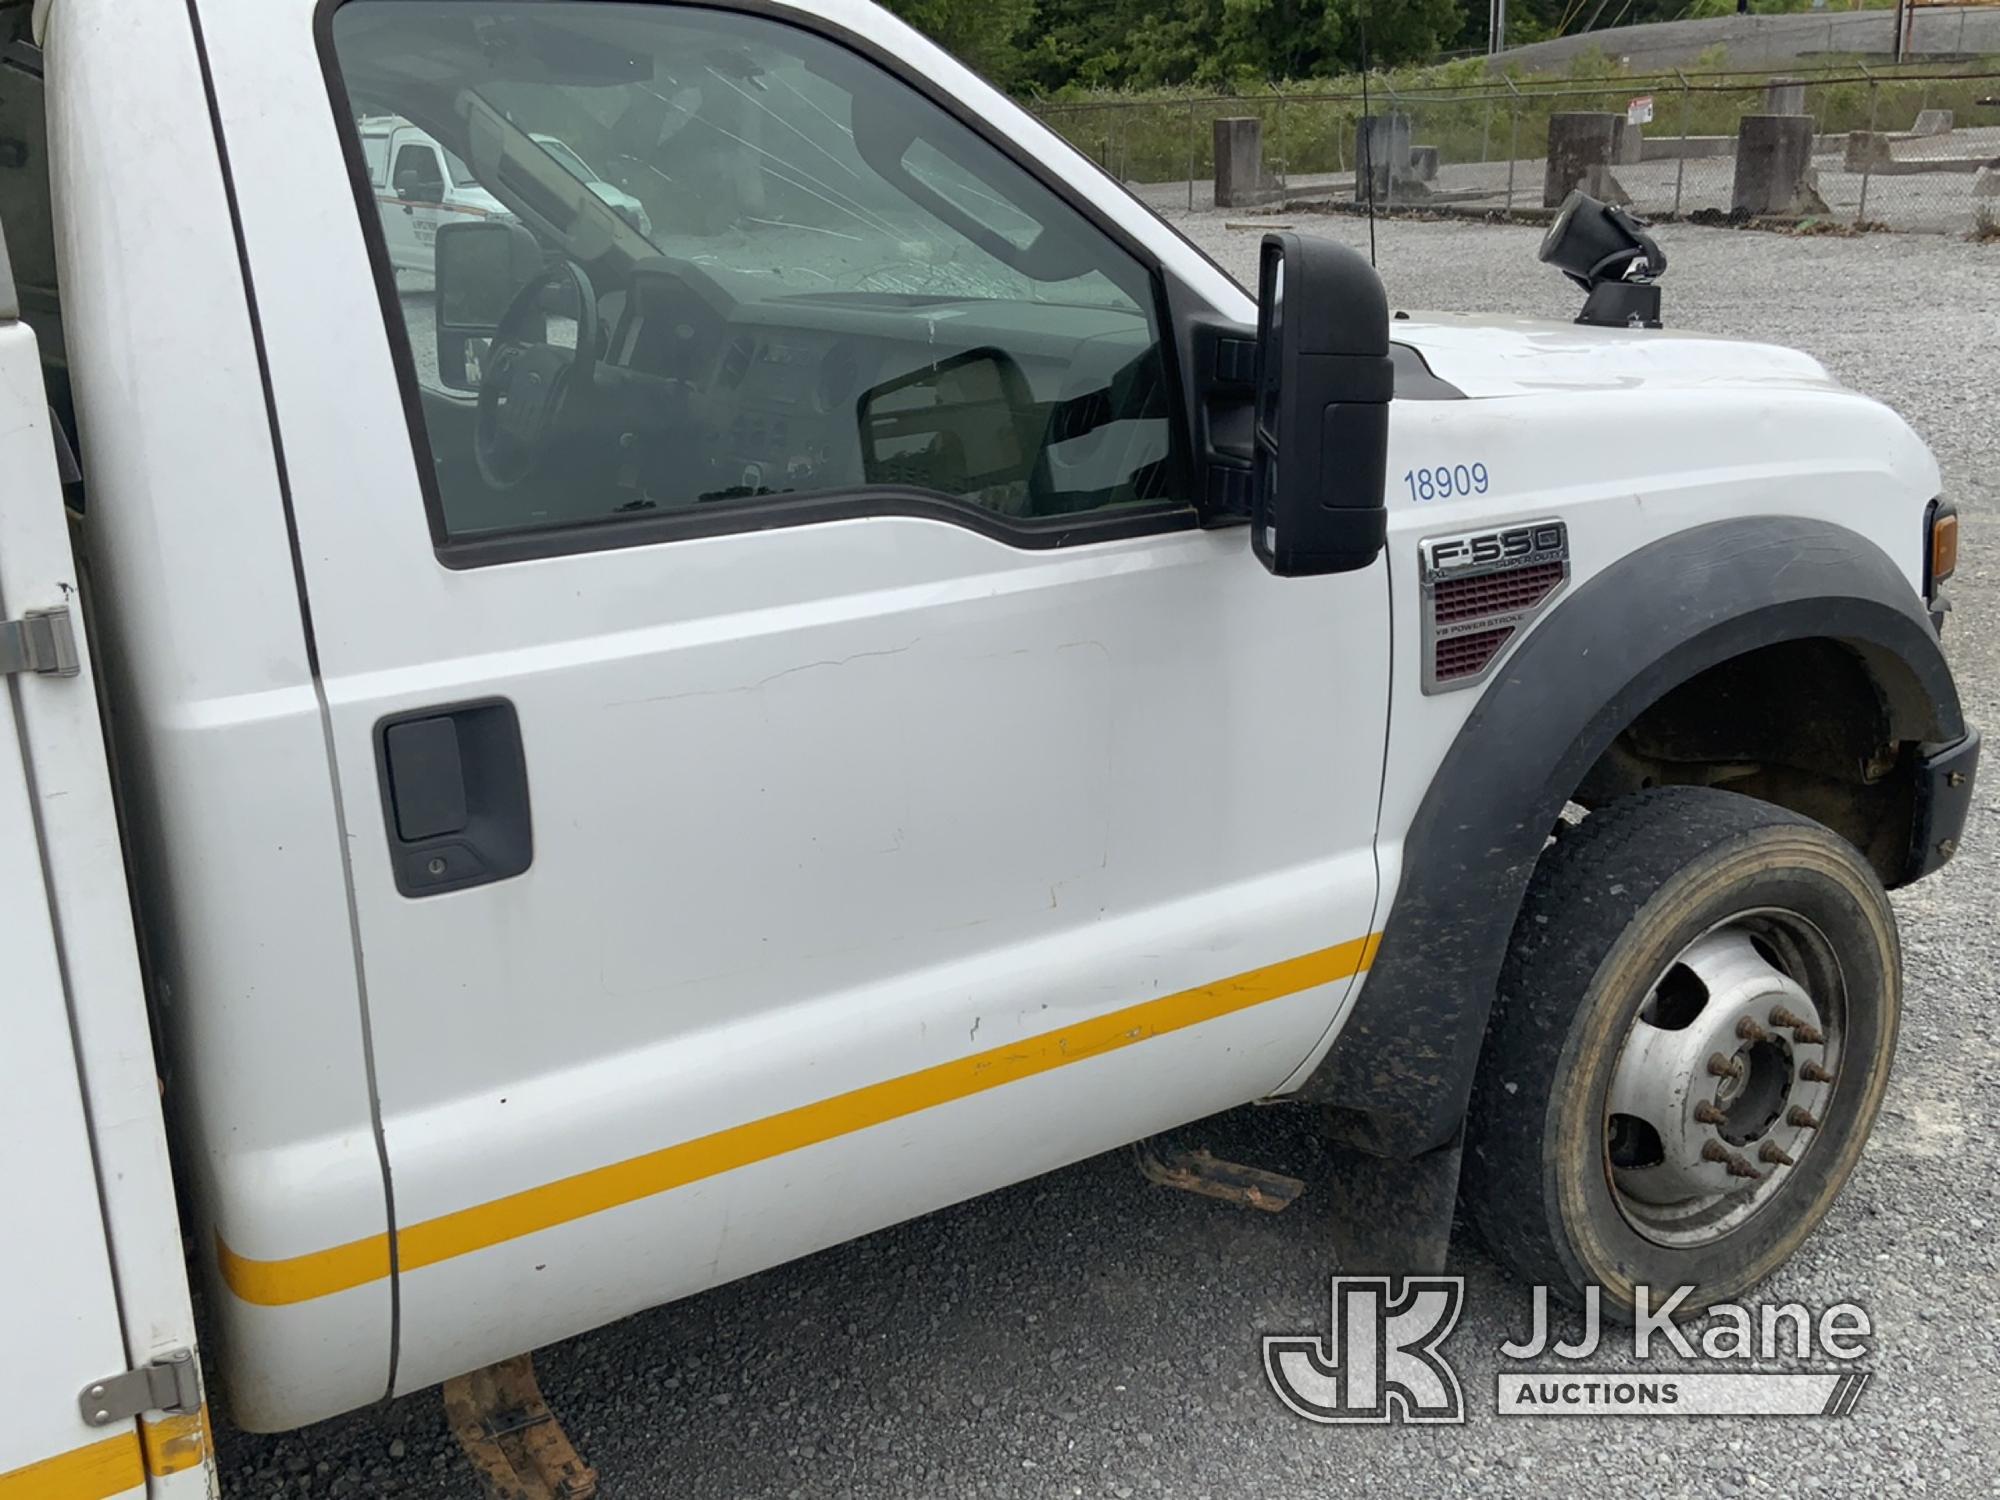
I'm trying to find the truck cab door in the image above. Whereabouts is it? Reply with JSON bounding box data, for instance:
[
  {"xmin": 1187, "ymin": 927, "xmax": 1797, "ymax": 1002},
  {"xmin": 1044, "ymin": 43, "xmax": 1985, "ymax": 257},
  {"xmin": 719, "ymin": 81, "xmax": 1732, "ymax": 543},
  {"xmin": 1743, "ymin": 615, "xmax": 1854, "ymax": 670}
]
[
  {"xmin": 0, "ymin": 218, "xmax": 212, "ymax": 1495},
  {"xmin": 384, "ymin": 136, "xmax": 444, "ymax": 276},
  {"xmin": 196, "ymin": 0, "xmax": 1391, "ymax": 1399}
]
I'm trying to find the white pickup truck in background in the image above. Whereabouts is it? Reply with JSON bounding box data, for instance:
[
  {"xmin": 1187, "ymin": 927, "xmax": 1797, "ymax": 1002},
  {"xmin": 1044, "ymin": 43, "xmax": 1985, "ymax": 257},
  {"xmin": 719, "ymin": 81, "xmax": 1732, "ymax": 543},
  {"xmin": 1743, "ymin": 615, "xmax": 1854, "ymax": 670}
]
[
  {"xmin": 361, "ymin": 115, "xmax": 650, "ymax": 276},
  {"xmin": 0, "ymin": 0, "xmax": 1974, "ymax": 1494}
]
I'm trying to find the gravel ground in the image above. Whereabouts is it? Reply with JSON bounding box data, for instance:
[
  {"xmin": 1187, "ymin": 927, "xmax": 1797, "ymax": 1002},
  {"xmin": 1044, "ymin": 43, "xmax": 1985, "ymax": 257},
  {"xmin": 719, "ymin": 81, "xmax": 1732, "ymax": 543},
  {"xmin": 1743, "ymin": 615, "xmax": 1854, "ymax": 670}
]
[{"xmin": 218, "ymin": 217, "xmax": 2000, "ymax": 1499}]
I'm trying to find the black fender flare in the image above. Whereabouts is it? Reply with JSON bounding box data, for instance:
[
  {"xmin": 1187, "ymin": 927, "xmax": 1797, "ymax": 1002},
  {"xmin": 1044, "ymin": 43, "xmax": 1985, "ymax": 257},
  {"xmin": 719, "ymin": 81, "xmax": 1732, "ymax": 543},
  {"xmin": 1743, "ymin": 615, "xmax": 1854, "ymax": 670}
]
[{"xmin": 1300, "ymin": 515, "xmax": 1964, "ymax": 1155}]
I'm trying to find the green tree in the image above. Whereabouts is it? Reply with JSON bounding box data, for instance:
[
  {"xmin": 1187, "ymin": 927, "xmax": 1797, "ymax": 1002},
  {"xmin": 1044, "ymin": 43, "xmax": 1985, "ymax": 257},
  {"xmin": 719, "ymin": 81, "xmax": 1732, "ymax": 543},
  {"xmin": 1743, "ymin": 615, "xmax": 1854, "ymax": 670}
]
[{"xmin": 879, "ymin": 0, "xmax": 1040, "ymax": 83}]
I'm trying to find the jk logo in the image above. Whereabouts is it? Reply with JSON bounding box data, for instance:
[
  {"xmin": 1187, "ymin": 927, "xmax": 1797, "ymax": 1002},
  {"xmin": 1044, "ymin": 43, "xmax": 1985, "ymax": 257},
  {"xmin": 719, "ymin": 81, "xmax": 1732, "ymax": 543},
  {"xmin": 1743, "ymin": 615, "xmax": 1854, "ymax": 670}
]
[{"xmin": 1264, "ymin": 1276, "xmax": 1466, "ymax": 1425}]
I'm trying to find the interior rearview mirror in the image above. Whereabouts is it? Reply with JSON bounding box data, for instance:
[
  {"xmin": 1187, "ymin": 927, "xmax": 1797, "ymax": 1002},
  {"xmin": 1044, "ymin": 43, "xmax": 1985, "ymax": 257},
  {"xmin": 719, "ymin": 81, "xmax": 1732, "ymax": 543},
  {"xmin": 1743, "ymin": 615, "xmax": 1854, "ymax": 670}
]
[{"xmin": 1251, "ymin": 234, "xmax": 1392, "ymax": 577}]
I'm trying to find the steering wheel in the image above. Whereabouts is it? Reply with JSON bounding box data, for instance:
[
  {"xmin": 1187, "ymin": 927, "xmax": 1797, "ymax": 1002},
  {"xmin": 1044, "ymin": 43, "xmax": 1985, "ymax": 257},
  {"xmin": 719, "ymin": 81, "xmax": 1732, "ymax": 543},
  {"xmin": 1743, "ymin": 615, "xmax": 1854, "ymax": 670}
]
[{"xmin": 475, "ymin": 257, "xmax": 601, "ymax": 490}]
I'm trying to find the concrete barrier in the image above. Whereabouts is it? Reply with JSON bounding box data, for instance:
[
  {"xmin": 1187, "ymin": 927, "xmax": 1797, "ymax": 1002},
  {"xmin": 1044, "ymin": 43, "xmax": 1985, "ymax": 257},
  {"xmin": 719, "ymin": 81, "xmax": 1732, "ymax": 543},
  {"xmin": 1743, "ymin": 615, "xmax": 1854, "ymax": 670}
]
[
  {"xmin": 1910, "ymin": 109, "xmax": 1955, "ymax": 137},
  {"xmin": 1734, "ymin": 114, "xmax": 1826, "ymax": 216},
  {"xmin": 1544, "ymin": 112, "xmax": 1626, "ymax": 207},
  {"xmin": 1845, "ymin": 130, "xmax": 1895, "ymax": 172},
  {"xmin": 1214, "ymin": 118, "xmax": 1282, "ymax": 209},
  {"xmin": 1355, "ymin": 114, "xmax": 1429, "ymax": 202},
  {"xmin": 1611, "ymin": 117, "xmax": 1645, "ymax": 165},
  {"xmin": 1764, "ymin": 77, "xmax": 1806, "ymax": 115},
  {"xmin": 1409, "ymin": 145, "xmax": 1440, "ymax": 183},
  {"xmin": 1845, "ymin": 129, "xmax": 1996, "ymax": 175}
]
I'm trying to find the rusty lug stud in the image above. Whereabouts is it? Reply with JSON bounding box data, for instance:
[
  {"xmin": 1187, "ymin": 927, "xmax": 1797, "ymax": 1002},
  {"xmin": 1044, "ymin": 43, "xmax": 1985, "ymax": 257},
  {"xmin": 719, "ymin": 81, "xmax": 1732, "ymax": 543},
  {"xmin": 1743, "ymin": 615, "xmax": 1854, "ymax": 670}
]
[
  {"xmin": 1800, "ymin": 1062, "xmax": 1835, "ymax": 1084},
  {"xmin": 1693, "ymin": 1101, "xmax": 1728, "ymax": 1126},
  {"xmin": 1768, "ymin": 1006, "xmax": 1806, "ymax": 1029},
  {"xmin": 1793, "ymin": 1024, "xmax": 1825, "ymax": 1045},
  {"xmin": 1787, "ymin": 1106, "xmax": 1822, "ymax": 1130},
  {"xmin": 1727, "ymin": 1156, "xmax": 1764, "ymax": 1180},
  {"xmin": 1701, "ymin": 1141, "xmax": 1734, "ymax": 1164},
  {"xmin": 1759, "ymin": 1142, "xmax": 1797, "ymax": 1166},
  {"xmin": 1736, "ymin": 1017, "xmax": 1771, "ymax": 1043},
  {"xmin": 1707, "ymin": 1052, "xmax": 1746, "ymax": 1080}
]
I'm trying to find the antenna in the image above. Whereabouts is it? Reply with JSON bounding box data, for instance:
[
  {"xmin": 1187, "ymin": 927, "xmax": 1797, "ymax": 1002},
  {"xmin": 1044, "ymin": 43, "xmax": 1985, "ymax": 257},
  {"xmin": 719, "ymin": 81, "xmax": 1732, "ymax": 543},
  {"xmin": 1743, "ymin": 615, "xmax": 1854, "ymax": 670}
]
[{"xmin": 1360, "ymin": 11, "xmax": 1377, "ymax": 267}]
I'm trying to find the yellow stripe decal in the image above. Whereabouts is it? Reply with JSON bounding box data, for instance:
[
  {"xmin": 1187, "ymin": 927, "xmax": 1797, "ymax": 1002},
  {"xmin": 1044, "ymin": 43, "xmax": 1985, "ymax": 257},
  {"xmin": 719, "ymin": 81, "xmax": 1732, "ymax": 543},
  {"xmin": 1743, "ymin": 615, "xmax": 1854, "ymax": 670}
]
[
  {"xmin": 219, "ymin": 933, "xmax": 1380, "ymax": 1307},
  {"xmin": 141, "ymin": 1407, "xmax": 213, "ymax": 1478},
  {"xmin": 0, "ymin": 1432, "xmax": 142, "ymax": 1500}
]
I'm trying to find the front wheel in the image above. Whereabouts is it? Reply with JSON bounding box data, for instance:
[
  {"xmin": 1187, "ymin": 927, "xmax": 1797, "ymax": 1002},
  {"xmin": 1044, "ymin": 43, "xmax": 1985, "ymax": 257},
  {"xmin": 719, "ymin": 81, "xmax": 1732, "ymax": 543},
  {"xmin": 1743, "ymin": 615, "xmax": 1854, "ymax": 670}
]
[{"xmin": 1463, "ymin": 787, "xmax": 1901, "ymax": 1314}]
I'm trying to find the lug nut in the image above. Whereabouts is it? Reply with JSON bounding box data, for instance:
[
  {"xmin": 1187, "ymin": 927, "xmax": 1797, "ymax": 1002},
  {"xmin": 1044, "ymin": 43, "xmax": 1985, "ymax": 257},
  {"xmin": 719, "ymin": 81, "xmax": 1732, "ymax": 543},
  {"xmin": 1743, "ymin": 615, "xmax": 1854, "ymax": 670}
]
[
  {"xmin": 1793, "ymin": 1023, "xmax": 1825, "ymax": 1045},
  {"xmin": 1701, "ymin": 1141, "xmax": 1762, "ymax": 1178},
  {"xmin": 1737, "ymin": 1017, "xmax": 1771, "ymax": 1043},
  {"xmin": 1769, "ymin": 1006, "xmax": 1807, "ymax": 1029},
  {"xmin": 1708, "ymin": 1052, "xmax": 1746, "ymax": 1080},
  {"xmin": 1800, "ymin": 1062, "xmax": 1835, "ymax": 1084},
  {"xmin": 1694, "ymin": 1101, "xmax": 1728, "ymax": 1125},
  {"xmin": 1759, "ymin": 1142, "xmax": 1796, "ymax": 1166},
  {"xmin": 1787, "ymin": 1106, "xmax": 1822, "ymax": 1130}
]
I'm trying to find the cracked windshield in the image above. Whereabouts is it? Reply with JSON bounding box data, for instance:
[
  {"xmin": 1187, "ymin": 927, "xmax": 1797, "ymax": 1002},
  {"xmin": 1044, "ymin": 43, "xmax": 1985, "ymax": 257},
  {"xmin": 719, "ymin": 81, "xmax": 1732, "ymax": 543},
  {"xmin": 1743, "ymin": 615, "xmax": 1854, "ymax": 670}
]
[{"xmin": 333, "ymin": 2, "xmax": 1178, "ymax": 539}]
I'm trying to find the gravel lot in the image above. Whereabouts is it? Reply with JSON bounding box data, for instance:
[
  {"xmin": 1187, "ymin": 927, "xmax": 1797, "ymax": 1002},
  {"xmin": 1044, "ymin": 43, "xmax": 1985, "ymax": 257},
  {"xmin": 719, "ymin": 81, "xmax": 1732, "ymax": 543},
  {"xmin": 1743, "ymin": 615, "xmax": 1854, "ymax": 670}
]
[{"xmin": 218, "ymin": 217, "xmax": 2000, "ymax": 1499}]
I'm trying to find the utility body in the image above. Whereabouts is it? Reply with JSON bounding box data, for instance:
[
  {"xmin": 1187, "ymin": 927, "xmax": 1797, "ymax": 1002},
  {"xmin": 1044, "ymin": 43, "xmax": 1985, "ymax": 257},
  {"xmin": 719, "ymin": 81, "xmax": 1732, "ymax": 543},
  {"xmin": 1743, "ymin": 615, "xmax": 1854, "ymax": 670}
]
[{"xmin": 0, "ymin": 0, "xmax": 1974, "ymax": 1492}]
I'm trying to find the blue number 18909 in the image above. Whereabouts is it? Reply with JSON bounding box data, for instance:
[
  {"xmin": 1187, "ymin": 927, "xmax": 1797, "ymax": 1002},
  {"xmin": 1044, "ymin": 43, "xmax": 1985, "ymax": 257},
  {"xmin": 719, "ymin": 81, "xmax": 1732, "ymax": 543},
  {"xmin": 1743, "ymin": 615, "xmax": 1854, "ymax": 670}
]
[{"xmin": 1403, "ymin": 463, "xmax": 1489, "ymax": 502}]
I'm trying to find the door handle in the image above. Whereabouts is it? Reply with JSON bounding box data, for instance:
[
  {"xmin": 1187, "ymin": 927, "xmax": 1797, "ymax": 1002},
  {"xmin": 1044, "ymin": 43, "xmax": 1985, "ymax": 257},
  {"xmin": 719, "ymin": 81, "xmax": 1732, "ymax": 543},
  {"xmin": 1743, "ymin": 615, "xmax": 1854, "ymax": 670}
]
[{"xmin": 375, "ymin": 698, "xmax": 532, "ymax": 896}]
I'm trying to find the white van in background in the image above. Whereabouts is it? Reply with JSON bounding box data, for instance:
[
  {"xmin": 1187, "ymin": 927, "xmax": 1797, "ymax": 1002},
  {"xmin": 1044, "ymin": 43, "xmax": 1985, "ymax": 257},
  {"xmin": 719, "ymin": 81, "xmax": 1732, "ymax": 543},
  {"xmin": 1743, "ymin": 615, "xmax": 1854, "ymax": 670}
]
[{"xmin": 530, "ymin": 132, "xmax": 653, "ymax": 239}]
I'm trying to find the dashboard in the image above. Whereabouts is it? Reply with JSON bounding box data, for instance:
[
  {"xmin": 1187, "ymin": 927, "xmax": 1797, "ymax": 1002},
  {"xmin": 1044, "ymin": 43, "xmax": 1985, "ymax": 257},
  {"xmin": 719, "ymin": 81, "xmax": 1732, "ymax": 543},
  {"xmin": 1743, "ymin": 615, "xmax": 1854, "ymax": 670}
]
[{"xmin": 598, "ymin": 260, "xmax": 1163, "ymax": 512}]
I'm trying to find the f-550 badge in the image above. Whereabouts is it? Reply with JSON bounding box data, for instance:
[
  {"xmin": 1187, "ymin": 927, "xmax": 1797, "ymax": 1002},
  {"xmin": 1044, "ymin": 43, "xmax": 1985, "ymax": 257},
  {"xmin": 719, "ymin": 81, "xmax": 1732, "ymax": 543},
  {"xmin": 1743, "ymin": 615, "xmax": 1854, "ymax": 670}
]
[
  {"xmin": 1419, "ymin": 519, "xmax": 1568, "ymax": 579},
  {"xmin": 1418, "ymin": 519, "xmax": 1570, "ymax": 695}
]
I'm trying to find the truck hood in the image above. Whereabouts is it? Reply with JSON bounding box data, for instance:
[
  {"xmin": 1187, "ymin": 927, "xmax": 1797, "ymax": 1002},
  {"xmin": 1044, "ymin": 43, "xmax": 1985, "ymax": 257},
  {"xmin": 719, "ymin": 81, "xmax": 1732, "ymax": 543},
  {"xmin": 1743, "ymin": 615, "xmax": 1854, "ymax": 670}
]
[{"xmin": 1393, "ymin": 312, "xmax": 1842, "ymax": 400}]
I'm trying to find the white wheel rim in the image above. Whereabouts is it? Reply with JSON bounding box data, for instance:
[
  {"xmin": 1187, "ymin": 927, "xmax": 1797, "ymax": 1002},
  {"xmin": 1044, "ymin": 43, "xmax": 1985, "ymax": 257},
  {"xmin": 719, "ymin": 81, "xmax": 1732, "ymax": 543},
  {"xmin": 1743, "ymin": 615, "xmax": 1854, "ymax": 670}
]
[{"xmin": 1604, "ymin": 910, "xmax": 1843, "ymax": 1248}]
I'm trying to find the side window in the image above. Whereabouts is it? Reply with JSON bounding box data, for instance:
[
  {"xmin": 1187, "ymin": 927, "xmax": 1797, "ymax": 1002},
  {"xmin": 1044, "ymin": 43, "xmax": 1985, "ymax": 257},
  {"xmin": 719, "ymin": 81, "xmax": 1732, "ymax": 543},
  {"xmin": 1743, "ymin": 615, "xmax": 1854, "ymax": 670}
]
[
  {"xmin": 390, "ymin": 142, "xmax": 443, "ymax": 199},
  {"xmin": 327, "ymin": 1, "xmax": 1185, "ymax": 552}
]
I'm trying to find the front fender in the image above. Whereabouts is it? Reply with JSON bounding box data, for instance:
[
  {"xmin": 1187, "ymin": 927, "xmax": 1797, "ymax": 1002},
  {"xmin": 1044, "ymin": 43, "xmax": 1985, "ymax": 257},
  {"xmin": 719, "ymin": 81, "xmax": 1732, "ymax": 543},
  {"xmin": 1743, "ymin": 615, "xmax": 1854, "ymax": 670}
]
[{"xmin": 1299, "ymin": 515, "xmax": 1965, "ymax": 1155}]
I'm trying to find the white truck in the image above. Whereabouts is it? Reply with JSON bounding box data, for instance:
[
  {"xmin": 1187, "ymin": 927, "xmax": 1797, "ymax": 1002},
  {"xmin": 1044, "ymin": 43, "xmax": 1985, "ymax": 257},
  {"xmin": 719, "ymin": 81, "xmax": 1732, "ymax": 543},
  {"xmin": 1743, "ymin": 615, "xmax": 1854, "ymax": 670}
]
[
  {"xmin": 0, "ymin": 0, "xmax": 1975, "ymax": 1492},
  {"xmin": 358, "ymin": 115, "xmax": 652, "ymax": 278}
]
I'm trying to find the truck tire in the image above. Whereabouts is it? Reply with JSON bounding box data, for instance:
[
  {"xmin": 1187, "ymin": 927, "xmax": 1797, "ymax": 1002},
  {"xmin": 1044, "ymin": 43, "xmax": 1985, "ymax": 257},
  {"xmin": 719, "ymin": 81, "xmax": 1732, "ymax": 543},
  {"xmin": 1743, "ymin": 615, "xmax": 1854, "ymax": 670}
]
[{"xmin": 1463, "ymin": 786, "xmax": 1900, "ymax": 1315}]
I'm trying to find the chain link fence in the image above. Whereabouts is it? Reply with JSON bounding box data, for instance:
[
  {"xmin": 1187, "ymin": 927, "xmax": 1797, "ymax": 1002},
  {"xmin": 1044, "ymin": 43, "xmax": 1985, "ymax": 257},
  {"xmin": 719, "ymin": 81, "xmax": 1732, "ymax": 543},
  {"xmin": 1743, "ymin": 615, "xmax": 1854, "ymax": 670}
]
[{"xmin": 1030, "ymin": 64, "xmax": 2000, "ymax": 237}]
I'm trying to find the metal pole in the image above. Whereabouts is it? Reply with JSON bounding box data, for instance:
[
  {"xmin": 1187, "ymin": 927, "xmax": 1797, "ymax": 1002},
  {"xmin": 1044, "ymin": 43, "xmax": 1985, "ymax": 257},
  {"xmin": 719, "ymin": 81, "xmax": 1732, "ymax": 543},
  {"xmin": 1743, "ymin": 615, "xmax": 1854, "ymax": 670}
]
[
  {"xmin": 1273, "ymin": 83, "xmax": 1286, "ymax": 197},
  {"xmin": 1492, "ymin": 0, "xmax": 1508, "ymax": 54},
  {"xmin": 1187, "ymin": 99, "xmax": 1197, "ymax": 212},
  {"xmin": 1505, "ymin": 78, "xmax": 1520, "ymax": 213},
  {"xmin": 1382, "ymin": 80, "xmax": 1395, "ymax": 210},
  {"xmin": 1672, "ymin": 68, "xmax": 1691, "ymax": 216},
  {"xmin": 1857, "ymin": 68, "xmax": 1877, "ymax": 227}
]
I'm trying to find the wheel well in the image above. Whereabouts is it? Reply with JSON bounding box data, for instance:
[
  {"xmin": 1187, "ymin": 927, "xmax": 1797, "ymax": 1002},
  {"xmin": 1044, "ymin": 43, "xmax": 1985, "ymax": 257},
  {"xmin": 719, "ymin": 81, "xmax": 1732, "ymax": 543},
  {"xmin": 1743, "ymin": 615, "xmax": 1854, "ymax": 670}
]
[{"xmin": 1573, "ymin": 638, "xmax": 1921, "ymax": 886}]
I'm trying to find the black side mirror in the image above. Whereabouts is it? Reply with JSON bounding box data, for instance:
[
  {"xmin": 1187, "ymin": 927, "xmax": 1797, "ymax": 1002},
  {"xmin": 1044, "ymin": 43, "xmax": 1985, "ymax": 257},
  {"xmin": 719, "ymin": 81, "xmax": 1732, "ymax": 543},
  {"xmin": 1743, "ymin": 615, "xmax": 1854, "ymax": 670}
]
[
  {"xmin": 1251, "ymin": 234, "xmax": 1392, "ymax": 577},
  {"xmin": 396, "ymin": 169, "xmax": 443, "ymax": 204},
  {"xmin": 433, "ymin": 219, "xmax": 543, "ymax": 389}
]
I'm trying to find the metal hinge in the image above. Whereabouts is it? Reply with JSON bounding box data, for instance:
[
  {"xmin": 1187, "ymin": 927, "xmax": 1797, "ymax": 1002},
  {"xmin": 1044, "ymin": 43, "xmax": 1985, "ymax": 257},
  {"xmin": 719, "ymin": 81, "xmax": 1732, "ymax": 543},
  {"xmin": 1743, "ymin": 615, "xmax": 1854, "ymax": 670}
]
[
  {"xmin": 0, "ymin": 605, "xmax": 78, "ymax": 678},
  {"xmin": 78, "ymin": 1349, "xmax": 200, "ymax": 1427}
]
